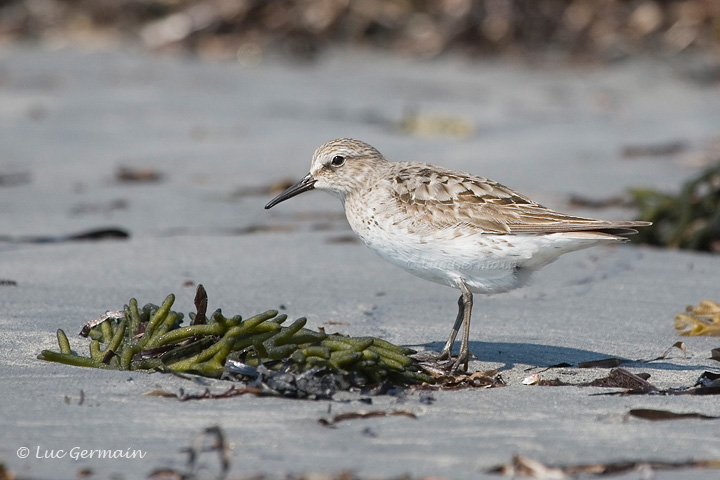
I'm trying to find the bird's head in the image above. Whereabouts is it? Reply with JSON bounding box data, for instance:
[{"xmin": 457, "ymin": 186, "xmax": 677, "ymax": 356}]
[{"xmin": 265, "ymin": 138, "xmax": 387, "ymax": 209}]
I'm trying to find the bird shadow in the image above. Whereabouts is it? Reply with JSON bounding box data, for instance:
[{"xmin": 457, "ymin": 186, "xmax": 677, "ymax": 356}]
[{"xmin": 419, "ymin": 341, "xmax": 707, "ymax": 372}]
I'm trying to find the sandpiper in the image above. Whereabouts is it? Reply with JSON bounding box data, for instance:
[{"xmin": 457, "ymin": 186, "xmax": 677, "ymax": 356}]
[{"xmin": 265, "ymin": 138, "xmax": 650, "ymax": 372}]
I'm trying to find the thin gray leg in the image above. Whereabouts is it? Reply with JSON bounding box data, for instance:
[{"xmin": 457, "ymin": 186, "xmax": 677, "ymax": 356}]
[
  {"xmin": 439, "ymin": 294, "xmax": 464, "ymax": 360},
  {"xmin": 452, "ymin": 280, "xmax": 473, "ymax": 372}
]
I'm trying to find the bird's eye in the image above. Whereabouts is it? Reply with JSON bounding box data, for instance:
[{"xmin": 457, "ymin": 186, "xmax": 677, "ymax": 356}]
[{"xmin": 331, "ymin": 155, "xmax": 345, "ymax": 167}]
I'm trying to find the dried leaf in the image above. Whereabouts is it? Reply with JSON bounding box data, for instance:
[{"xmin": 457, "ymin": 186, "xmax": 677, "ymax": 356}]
[
  {"xmin": 578, "ymin": 358, "xmax": 623, "ymax": 368},
  {"xmin": 318, "ymin": 409, "xmax": 417, "ymax": 427},
  {"xmin": 576, "ymin": 342, "xmax": 685, "ymax": 369},
  {"xmin": 595, "ymin": 371, "xmax": 720, "ymax": 397},
  {"xmin": 675, "ymin": 300, "xmax": 720, "ymax": 336},
  {"xmin": 426, "ymin": 368, "xmax": 505, "ymax": 390},
  {"xmin": 537, "ymin": 379, "xmax": 572, "ymax": 387},
  {"xmin": 589, "ymin": 368, "xmax": 655, "ymax": 391},
  {"xmin": 695, "ymin": 300, "xmax": 720, "ymax": 316},
  {"xmin": 192, "ymin": 284, "xmax": 208, "ymax": 325},
  {"xmin": 656, "ymin": 341, "xmax": 686, "ymax": 360},
  {"xmin": 488, "ymin": 455, "xmax": 720, "ymax": 477},
  {"xmin": 142, "ymin": 389, "xmax": 179, "ymax": 398},
  {"xmin": 696, "ymin": 371, "xmax": 720, "ymax": 388}
]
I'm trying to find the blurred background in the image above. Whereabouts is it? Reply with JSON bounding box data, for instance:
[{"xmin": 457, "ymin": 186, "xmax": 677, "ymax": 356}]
[
  {"xmin": 1, "ymin": 0, "xmax": 720, "ymax": 252},
  {"xmin": 1, "ymin": 0, "xmax": 719, "ymax": 62}
]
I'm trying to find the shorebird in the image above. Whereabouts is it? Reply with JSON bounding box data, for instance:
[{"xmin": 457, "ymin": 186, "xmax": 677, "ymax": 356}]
[{"xmin": 265, "ymin": 138, "xmax": 650, "ymax": 371}]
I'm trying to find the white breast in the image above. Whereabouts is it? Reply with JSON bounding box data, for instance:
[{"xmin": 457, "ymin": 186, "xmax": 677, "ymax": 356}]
[{"xmin": 344, "ymin": 194, "xmax": 619, "ymax": 295}]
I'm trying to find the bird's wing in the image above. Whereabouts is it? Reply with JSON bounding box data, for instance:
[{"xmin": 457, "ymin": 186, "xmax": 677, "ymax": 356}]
[{"xmin": 389, "ymin": 164, "xmax": 649, "ymax": 235}]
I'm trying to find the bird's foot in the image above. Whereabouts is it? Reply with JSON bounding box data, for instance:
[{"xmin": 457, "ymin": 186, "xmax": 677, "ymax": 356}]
[
  {"xmin": 450, "ymin": 351, "xmax": 469, "ymax": 373},
  {"xmin": 437, "ymin": 348, "xmax": 451, "ymax": 361},
  {"xmin": 439, "ymin": 345, "xmax": 470, "ymax": 373},
  {"xmin": 413, "ymin": 350, "xmax": 449, "ymax": 363},
  {"xmin": 415, "ymin": 349, "xmax": 469, "ymax": 373}
]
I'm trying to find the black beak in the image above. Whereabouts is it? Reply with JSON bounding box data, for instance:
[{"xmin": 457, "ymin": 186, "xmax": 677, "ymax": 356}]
[{"xmin": 265, "ymin": 173, "xmax": 316, "ymax": 209}]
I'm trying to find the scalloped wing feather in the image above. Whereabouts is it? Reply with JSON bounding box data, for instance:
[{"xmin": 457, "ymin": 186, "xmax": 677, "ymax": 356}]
[{"xmin": 390, "ymin": 164, "xmax": 649, "ymax": 236}]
